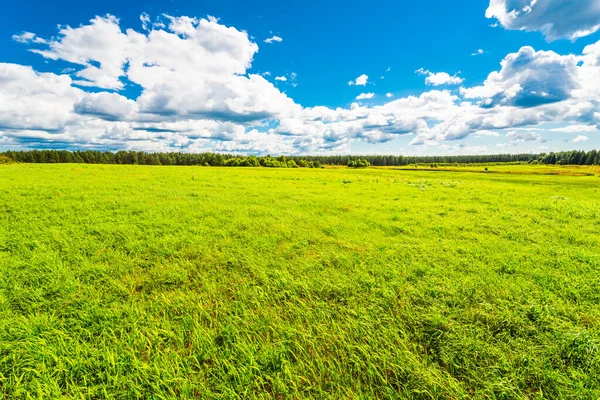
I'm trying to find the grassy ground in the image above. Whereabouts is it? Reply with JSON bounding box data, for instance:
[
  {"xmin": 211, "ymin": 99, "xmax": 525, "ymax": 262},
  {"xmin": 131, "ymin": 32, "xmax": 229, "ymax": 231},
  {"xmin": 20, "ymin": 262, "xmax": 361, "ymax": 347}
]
[
  {"xmin": 0, "ymin": 164, "xmax": 599, "ymax": 399},
  {"xmin": 386, "ymin": 164, "xmax": 600, "ymax": 177}
]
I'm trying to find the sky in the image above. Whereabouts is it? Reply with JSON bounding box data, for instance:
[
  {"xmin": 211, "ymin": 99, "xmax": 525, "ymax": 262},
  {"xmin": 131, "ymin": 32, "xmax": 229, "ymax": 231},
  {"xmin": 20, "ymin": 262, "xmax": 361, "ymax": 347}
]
[{"xmin": 0, "ymin": 0, "xmax": 599, "ymax": 155}]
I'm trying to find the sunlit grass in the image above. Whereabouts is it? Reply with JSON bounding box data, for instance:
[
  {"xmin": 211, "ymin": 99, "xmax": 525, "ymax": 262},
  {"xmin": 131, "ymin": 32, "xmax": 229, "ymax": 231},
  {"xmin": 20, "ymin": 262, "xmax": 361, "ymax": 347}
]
[
  {"xmin": 1, "ymin": 163, "xmax": 599, "ymax": 398},
  {"xmin": 385, "ymin": 163, "xmax": 600, "ymax": 176}
]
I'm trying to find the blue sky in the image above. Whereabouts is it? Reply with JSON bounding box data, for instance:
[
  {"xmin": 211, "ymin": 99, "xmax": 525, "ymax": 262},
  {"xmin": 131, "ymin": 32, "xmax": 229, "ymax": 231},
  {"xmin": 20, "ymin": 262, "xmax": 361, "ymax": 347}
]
[{"xmin": 1, "ymin": 0, "xmax": 599, "ymax": 155}]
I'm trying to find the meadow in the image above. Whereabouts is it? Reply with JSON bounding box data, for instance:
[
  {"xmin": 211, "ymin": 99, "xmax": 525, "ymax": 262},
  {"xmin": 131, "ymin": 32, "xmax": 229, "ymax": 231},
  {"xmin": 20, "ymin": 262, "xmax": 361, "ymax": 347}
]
[{"xmin": 0, "ymin": 163, "xmax": 599, "ymax": 399}]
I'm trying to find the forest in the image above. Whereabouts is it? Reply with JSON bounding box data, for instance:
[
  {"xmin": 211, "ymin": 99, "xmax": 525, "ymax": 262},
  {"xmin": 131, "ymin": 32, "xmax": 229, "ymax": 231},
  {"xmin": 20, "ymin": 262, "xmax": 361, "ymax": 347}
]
[{"xmin": 1, "ymin": 149, "xmax": 599, "ymax": 166}]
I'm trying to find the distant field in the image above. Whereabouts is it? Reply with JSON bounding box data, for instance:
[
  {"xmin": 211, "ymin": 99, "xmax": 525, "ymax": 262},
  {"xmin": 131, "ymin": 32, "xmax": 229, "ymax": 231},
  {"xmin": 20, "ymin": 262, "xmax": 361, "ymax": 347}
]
[
  {"xmin": 1, "ymin": 164, "xmax": 599, "ymax": 398},
  {"xmin": 384, "ymin": 164, "xmax": 600, "ymax": 176}
]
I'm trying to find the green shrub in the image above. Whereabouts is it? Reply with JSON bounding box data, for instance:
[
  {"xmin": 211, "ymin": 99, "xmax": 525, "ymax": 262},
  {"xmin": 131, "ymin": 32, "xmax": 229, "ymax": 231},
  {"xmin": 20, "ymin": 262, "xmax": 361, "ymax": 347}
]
[
  {"xmin": 0, "ymin": 155, "xmax": 14, "ymax": 164},
  {"xmin": 348, "ymin": 159, "xmax": 370, "ymax": 168}
]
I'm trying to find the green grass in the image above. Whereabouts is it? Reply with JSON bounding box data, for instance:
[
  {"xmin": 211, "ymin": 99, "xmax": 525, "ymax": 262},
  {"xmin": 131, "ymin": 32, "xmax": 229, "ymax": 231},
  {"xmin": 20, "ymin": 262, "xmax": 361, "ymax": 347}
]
[
  {"xmin": 388, "ymin": 163, "xmax": 600, "ymax": 177},
  {"xmin": 1, "ymin": 163, "xmax": 599, "ymax": 399}
]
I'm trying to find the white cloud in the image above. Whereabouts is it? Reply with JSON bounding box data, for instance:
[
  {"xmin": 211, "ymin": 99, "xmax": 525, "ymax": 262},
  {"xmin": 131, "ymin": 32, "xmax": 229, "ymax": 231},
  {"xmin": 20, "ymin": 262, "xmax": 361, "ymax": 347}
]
[
  {"xmin": 348, "ymin": 74, "xmax": 368, "ymax": 86},
  {"xmin": 3, "ymin": 12, "xmax": 600, "ymax": 154},
  {"xmin": 356, "ymin": 93, "xmax": 375, "ymax": 100},
  {"xmin": 471, "ymin": 49, "xmax": 484, "ymax": 56},
  {"xmin": 460, "ymin": 46, "xmax": 579, "ymax": 108},
  {"xmin": 140, "ymin": 13, "xmax": 151, "ymax": 30},
  {"xmin": 406, "ymin": 40, "xmax": 600, "ymax": 144},
  {"xmin": 12, "ymin": 32, "xmax": 47, "ymax": 44},
  {"xmin": 264, "ymin": 36, "xmax": 283, "ymax": 44},
  {"xmin": 386, "ymin": 93, "xmax": 394, "ymax": 98},
  {"xmin": 74, "ymin": 92, "xmax": 138, "ymax": 120},
  {"xmin": 27, "ymin": 14, "xmax": 262, "ymax": 93},
  {"xmin": 486, "ymin": 0, "xmax": 600, "ymax": 41},
  {"xmin": 0, "ymin": 63, "xmax": 83, "ymax": 131},
  {"xmin": 289, "ymin": 72, "xmax": 298, "ymax": 87},
  {"xmin": 22, "ymin": 14, "xmax": 302, "ymax": 124},
  {"xmin": 573, "ymin": 135, "xmax": 589, "ymax": 142},
  {"xmin": 275, "ymin": 76, "xmax": 287, "ymax": 81},
  {"xmin": 28, "ymin": 15, "xmax": 134, "ymax": 90},
  {"xmin": 2, "ymin": 14, "xmax": 306, "ymax": 152},
  {"xmin": 506, "ymin": 130, "xmax": 544, "ymax": 143},
  {"xmin": 416, "ymin": 68, "xmax": 464, "ymax": 86},
  {"xmin": 550, "ymin": 125, "xmax": 598, "ymax": 133},
  {"xmin": 474, "ymin": 130, "xmax": 501, "ymax": 137},
  {"xmin": 163, "ymin": 14, "xmax": 200, "ymax": 36},
  {"xmin": 506, "ymin": 130, "xmax": 546, "ymax": 146}
]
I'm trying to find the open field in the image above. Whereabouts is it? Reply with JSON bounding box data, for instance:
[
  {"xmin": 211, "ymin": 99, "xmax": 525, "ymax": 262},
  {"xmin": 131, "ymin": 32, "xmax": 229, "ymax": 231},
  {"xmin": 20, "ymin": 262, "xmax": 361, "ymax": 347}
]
[
  {"xmin": 1, "ymin": 164, "xmax": 599, "ymax": 398},
  {"xmin": 382, "ymin": 164, "xmax": 600, "ymax": 177}
]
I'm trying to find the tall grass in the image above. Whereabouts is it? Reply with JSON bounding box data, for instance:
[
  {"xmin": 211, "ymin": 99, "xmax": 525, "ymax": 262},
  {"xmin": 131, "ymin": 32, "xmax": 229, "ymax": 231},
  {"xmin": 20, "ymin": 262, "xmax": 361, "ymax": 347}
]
[{"xmin": 0, "ymin": 164, "xmax": 599, "ymax": 398}]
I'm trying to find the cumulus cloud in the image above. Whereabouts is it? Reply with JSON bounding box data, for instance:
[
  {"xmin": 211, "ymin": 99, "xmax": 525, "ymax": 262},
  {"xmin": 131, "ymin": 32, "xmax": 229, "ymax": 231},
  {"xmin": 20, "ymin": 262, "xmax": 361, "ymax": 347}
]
[
  {"xmin": 22, "ymin": 14, "xmax": 302, "ymax": 124},
  {"xmin": 506, "ymin": 130, "xmax": 544, "ymax": 143},
  {"xmin": 486, "ymin": 0, "xmax": 600, "ymax": 41},
  {"xmin": 573, "ymin": 135, "xmax": 589, "ymax": 142},
  {"xmin": 27, "ymin": 14, "xmax": 261, "ymax": 91},
  {"xmin": 0, "ymin": 63, "xmax": 83, "ymax": 131},
  {"xmin": 356, "ymin": 93, "xmax": 375, "ymax": 100},
  {"xmin": 406, "ymin": 40, "xmax": 600, "ymax": 144},
  {"xmin": 74, "ymin": 92, "xmax": 138, "ymax": 121},
  {"xmin": 416, "ymin": 68, "xmax": 464, "ymax": 86},
  {"xmin": 264, "ymin": 36, "xmax": 283, "ymax": 44},
  {"xmin": 348, "ymin": 74, "xmax": 368, "ymax": 86},
  {"xmin": 461, "ymin": 46, "xmax": 579, "ymax": 107},
  {"xmin": 472, "ymin": 49, "xmax": 484, "ymax": 56},
  {"xmin": 270, "ymin": 91, "xmax": 457, "ymax": 148},
  {"xmin": 3, "ymin": 12, "xmax": 600, "ymax": 154},
  {"xmin": 12, "ymin": 32, "xmax": 47, "ymax": 44},
  {"xmin": 28, "ymin": 15, "xmax": 132, "ymax": 90},
  {"xmin": 2, "ymin": 15, "xmax": 305, "ymax": 152}
]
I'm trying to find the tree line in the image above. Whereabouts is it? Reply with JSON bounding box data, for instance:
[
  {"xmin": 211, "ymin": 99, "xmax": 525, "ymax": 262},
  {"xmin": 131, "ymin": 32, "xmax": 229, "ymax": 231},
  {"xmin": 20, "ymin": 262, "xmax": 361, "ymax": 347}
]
[
  {"xmin": 1, "ymin": 149, "xmax": 599, "ymax": 166},
  {"xmin": 290, "ymin": 150, "xmax": 600, "ymax": 166},
  {"xmin": 0, "ymin": 150, "xmax": 322, "ymax": 168}
]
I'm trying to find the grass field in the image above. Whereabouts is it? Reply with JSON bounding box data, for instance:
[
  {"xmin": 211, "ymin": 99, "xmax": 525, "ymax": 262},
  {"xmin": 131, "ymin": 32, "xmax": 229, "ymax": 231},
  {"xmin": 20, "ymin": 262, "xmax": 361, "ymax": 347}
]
[
  {"xmin": 388, "ymin": 164, "xmax": 600, "ymax": 177},
  {"xmin": 1, "ymin": 164, "xmax": 599, "ymax": 399}
]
